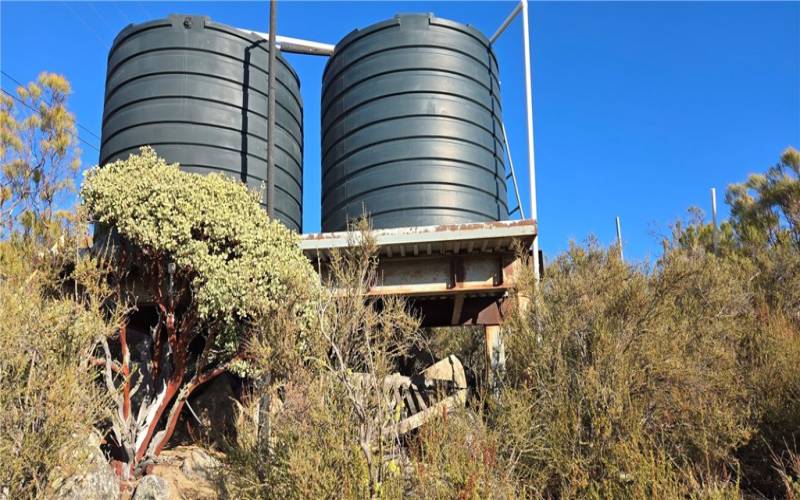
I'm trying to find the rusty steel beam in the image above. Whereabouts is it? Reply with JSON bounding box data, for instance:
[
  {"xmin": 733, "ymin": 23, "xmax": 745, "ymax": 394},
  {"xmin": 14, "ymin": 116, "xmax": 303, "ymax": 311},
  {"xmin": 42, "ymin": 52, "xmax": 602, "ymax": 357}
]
[{"xmin": 372, "ymin": 253, "xmax": 513, "ymax": 297}]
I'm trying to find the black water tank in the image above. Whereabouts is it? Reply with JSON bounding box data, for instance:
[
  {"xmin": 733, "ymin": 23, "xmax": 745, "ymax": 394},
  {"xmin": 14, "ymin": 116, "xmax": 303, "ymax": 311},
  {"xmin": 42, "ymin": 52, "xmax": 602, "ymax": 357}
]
[
  {"xmin": 321, "ymin": 13, "xmax": 508, "ymax": 232},
  {"xmin": 100, "ymin": 14, "xmax": 303, "ymax": 231}
]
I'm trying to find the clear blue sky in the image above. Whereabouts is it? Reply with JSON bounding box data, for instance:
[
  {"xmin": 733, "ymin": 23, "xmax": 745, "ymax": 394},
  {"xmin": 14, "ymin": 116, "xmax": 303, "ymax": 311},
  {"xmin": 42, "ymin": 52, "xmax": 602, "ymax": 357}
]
[{"xmin": 2, "ymin": 1, "xmax": 798, "ymax": 262}]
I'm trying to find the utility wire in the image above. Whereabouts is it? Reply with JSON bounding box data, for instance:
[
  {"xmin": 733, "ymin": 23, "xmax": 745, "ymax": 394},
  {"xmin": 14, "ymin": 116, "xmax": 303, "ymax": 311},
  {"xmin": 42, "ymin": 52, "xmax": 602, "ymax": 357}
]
[
  {"xmin": 110, "ymin": 1, "xmax": 133, "ymax": 26},
  {"xmin": 2, "ymin": 88, "xmax": 100, "ymax": 153},
  {"xmin": 86, "ymin": 2, "xmax": 118, "ymax": 42},
  {"xmin": 61, "ymin": 1, "xmax": 108, "ymax": 46},
  {"xmin": 1, "ymin": 70, "xmax": 102, "ymax": 142},
  {"xmin": 136, "ymin": 1, "xmax": 153, "ymax": 21}
]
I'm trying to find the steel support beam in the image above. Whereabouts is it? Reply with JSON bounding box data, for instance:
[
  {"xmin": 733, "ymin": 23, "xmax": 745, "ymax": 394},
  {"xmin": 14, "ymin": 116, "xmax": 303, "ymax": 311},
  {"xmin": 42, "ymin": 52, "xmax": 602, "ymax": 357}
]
[
  {"xmin": 490, "ymin": 2, "xmax": 522, "ymax": 44},
  {"xmin": 247, "ymin": 30, "xmax": 335, "ymax": 56}
]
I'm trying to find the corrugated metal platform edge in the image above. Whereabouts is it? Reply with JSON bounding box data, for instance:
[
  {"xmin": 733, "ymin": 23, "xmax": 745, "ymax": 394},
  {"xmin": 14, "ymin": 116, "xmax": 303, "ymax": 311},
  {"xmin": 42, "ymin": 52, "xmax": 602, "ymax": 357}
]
[{"xmin": 300, "ymin": 219, "xmax": 536, "ymax": 258}]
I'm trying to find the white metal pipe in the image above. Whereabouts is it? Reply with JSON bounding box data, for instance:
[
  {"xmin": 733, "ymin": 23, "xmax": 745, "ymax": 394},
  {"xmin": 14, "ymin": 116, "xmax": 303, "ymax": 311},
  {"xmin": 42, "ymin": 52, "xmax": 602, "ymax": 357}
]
[
  {"xmin": 616, "ymin": 216, "xmax": 624, "ymax": 263},
  {"xmin": 500, "ymin": 121, "xmax": 525, "ymax": 219},
  {"xmin": 521, "ymin": 0, "xmax": 540, "ymax": 280},
  {"xmin": 490, "ymin": 2, "xmax": 522, "ymax": 44},
  {"xmin": 248, "ymin": 30, "xmax": 335, "ymax": 56}
]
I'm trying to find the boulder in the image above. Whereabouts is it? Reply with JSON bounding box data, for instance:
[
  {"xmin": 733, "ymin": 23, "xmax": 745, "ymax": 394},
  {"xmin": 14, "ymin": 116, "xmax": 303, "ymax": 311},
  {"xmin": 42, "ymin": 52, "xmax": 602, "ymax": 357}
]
[
  {"xmin": 132, "ymin": 475, "xmax": 172, "ymax": 500},
  {"xmin": 149, "ymin": 446, "xmax": 222, "ymax": 499},
  {"xmin": 180, "ymin": 448, "xmax": 221, "ymax": 482},
  {"xmin": 52, "ymin": 432, "xmax": 119, "ymax": 500}
]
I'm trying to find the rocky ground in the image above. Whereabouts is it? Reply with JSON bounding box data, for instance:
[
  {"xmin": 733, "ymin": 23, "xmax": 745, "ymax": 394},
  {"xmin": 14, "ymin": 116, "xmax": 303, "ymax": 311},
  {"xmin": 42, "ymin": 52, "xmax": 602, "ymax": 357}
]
[{"xmin": 55, "ymin": 444, "xmax": 223, "ymax": 500}]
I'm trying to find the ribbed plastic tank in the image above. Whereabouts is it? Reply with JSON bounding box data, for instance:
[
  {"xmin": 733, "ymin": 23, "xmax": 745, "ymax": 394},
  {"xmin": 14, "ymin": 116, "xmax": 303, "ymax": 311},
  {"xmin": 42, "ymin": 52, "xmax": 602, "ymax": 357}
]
[
  {"xmin": 100, "ymin": 14, "xmax": 303, "ymax": 231},
  {"xmin": 321, "ymin": 13, "xmax": 508, "ymax": 232}
]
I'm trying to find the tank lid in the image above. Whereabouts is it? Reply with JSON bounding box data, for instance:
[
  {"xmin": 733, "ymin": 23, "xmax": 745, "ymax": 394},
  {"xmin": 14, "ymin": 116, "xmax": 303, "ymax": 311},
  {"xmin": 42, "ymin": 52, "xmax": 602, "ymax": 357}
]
[
  {"xmin": 333, "ymin": 13, "xmax": 492, "ymax": 56},
  {"xmin": 109, "ymin": 14, "xmax": 300, "ymax": 84}
]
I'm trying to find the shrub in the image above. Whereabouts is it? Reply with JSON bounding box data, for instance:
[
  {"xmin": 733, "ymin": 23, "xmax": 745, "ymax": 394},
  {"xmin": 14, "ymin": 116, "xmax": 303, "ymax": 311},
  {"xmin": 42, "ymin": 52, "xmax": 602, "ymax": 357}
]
[
  {"xmin": 498, "ymin": 241, "xmax": 753, "ymax": 496},
  {"xmin": 0, "ymin": 241, "xmax": 112, "ymax": 496},
  {"xmin": 407, "ymin": 409, "xmax": 520, "ymax": 499},
  {"xmin": 221, "ymin": 224, "xmax": 418, "ymax": 499}
]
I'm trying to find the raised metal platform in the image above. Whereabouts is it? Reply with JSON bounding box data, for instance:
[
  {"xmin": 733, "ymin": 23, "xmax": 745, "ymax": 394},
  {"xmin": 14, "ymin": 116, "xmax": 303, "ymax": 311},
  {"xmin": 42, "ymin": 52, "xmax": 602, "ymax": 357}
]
[{"xmin": 300, "ymin": 219, "xmax": 536, "ymax": 327}]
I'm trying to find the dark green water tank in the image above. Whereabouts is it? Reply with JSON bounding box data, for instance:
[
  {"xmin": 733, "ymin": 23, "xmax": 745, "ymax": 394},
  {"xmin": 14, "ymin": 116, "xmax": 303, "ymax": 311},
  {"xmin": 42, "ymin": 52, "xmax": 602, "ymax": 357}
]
[
  {"xmin": 321, "ymin": 13, "xmax": 508, "ymax": 232},
  {"xmin": 100, "ymin": 14, "xmax": 303, "ymax": 231}
]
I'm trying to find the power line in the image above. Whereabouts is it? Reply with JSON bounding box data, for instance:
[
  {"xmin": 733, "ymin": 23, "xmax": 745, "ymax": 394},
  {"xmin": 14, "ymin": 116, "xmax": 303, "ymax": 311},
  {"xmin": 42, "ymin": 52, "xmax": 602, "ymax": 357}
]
[
  {"xmin": 135, "ymin": 1, "xmax": 153, "ymax": 21},
  {"xmin": 86, "ymin": 2, "xmax": 118, "ymax": 42},
  {"xmin": 1, "ymin": 70, "xmax": 102, "ymax": 142},
  {"xmin": 110, "ymin": 1, "xmax": 133, "ymax": 27},
  {"xmin": 1, "ymin": 88, "xmax": 100, "ymax": 153},
  {"xmin": 61, "ymin": 1, "xmax": 108, "ymax": 46}
]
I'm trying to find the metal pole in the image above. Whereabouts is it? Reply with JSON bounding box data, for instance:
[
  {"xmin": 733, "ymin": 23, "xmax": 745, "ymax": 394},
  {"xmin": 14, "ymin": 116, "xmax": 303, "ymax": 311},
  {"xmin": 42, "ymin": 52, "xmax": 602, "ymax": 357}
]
[
  {"xmin": 266, "ymin": 0, "xmax": 277, "ymax": 219},
  {"xmin": 521, "ymin": 0, "xmax": 539, "ymax": 280},
  {"xmin": 615, "ymin": 216, "xmax": 624, "ymax": 263},
  {"xmin": 711, "ymin": 187, "xmax": 719, "ymax": 252},
  {"xmin": 490, "ymin": 1, "xmax": 522, "ymax": 44},
  {"xmin": 501, "ymin": 122, "xmax": 525, "ymax": 219}
]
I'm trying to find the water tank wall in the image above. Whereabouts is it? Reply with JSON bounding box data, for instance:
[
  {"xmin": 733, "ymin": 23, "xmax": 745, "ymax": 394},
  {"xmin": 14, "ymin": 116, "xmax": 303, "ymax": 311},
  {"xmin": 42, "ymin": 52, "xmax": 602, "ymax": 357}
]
[
  {"xmin": 100, "ymin": 14, "xmax": 303, "ymax": 231},
  {"xmin": 321, "ymin": 13, "xmax": 508, "ymax": 232}
]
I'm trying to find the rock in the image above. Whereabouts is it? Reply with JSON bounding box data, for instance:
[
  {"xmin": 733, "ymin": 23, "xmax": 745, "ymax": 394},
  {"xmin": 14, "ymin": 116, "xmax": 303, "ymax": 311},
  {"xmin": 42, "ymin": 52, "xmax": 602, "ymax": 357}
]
[
  {"xmin": 52, "ymin": 431, "xmax": 120, "ymax": 500},
  {"xmin": 55, "ymin": 468, "xmax": 119, "ymax": 500},
  {"xmin": 180, "ymin": 448, "xmax": 221, "ymax": 482},
  {"xmin": 133, "ymin": 475, "xmax": 172, "ymax": 500},
  {"xmin": 149, "ymin": 446, "xmax": 222, "ymax": 499}
]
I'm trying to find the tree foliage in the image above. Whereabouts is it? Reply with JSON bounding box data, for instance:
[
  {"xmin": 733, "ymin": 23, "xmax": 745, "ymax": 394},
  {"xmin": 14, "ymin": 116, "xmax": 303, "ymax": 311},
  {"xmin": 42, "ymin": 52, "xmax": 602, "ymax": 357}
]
[
  {"xmin": 81, "ymin": 146, "xmax": 316, "ymax": 324},
  {"xmin": 727, "ymin": 146, "xmax": 800, "ymax": 248},
  {"xmin": 491, "ymin": 147, "xmax": 800, "ymax": 497},
  {"xmin": 499, "ymin": 242, "xmax": 754, "ymax": 497},
  {"xmin": 1, "ymin": 72, "xmax": 81, "ymax": 243}
]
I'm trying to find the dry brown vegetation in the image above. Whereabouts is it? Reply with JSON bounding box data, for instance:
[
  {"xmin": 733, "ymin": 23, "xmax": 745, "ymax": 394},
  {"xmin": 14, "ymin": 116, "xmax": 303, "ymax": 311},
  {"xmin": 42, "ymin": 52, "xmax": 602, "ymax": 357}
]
[
  {"xmin": 218, "ymin": 149, "xmax": 800, "ymax": 499},
  {"xmin": 1, "ymin": 73, "xmax": 798, "ymax": 498},
  {"xmin": 0, "ymin": 238, "xmax": 113, "ymax": 496}
]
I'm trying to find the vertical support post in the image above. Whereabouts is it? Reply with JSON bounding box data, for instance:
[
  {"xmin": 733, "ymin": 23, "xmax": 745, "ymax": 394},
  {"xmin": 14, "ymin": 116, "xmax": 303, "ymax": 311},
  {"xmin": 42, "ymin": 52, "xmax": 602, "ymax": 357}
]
[
  {"xmin": 711, "ymin": 187, "xmax": 719, "ymax": 252},
  {"xmin": 521, "ymin": 0, "xmax": 540, "ymax": 281},
  {"xmin": 258, "ymin": 0, "xmax": 278, "ymax": 473},
  {"xmin": 485, "ymin": 325, "xmax": 505, "ymax": 394},
  {"xmin": 266, "ymin": 0, "xmax": 278, "ymax": 219},
  {"xmin": 616, "ymin": 216, "xmax": 624, "ymax": 263}
]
